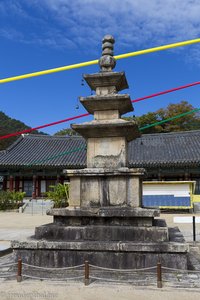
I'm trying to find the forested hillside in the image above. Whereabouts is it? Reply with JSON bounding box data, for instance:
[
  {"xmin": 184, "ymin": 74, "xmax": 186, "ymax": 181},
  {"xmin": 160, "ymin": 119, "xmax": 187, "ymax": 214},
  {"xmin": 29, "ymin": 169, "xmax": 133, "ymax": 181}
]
[{"xmin": 0, "ymin": 111, "xmax": 46, "ymax": 150}]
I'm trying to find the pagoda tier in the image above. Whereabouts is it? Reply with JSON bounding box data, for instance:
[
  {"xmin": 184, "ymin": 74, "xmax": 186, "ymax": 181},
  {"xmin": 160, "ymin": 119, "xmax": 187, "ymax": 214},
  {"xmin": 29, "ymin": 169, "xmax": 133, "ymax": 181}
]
[
  {"xmin": 72, "ymin": 119, "xmax": 140, "ymax": 141},
  {"xmin": 83, "ymin": 71, "xmax": 128, "ymax": 92},
  {"xmin": 79, "ymin": 94, "xmax": 133, "ymax": 115}
]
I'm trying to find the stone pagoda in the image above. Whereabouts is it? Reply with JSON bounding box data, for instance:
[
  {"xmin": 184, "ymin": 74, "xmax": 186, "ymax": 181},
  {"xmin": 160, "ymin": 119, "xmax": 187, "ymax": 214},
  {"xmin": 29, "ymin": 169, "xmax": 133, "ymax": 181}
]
[
  {"xmin": 66, "ymin": 35, "xmax": 144, "ymax": 209},
  {"xmin": 12, "ymin": 35, "xmax": 188, "ymax": 269}
]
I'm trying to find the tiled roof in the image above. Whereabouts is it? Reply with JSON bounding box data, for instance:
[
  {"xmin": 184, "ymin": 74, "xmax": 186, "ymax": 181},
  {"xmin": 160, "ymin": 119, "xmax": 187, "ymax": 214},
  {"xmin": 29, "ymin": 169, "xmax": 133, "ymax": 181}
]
[
  {"xmin": 0, "ymin": 134, "xmax": 86, "ymax": 169},
  {"xmin": 0, "ymin": 130, "xmax": 200, "ymax": 169},
  {"xmin": 128, "ymin": 130, "xmax": 200, "ymax": 167}
]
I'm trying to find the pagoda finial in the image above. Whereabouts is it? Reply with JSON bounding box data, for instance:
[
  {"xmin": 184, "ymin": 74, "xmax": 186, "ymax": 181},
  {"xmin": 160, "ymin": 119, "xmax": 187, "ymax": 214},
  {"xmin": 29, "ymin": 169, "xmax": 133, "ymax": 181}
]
[{"xmin": 99, "ymin": 35, "xmax": 116, "ymax": 72}]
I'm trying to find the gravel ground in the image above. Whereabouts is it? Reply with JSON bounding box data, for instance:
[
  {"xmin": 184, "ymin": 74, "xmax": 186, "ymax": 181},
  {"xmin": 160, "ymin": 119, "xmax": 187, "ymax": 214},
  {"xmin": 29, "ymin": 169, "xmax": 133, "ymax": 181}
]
[{"xmin": 1, "ymin": 281, "xmax": 200, "ymax": 300}]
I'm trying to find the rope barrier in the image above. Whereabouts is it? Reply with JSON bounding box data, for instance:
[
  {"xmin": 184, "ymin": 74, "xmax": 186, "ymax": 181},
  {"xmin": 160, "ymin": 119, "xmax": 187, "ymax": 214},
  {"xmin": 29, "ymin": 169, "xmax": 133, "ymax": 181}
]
[
  {"xmin": 22, "ymin": 262, "xmax": 84, "ymax": 270},
  {"xmin": 139, "ymin": 108, "xmax": 200, "ymax": 131},
  {"xmin": 132, "ymin": 80, "xmax": 200, "ymax": 103},
  {"xmin": 90, "ymin": 276, "xmax": 156, "ymax": 284},
  {"xmin": 162, "ymin": 266, "xmax": 200, "ymax": 273},
  {"xmin": 26, "ymin": 146, "xmax": 86, "ymax": 167},
  {"xmin": 21, "ymin": 107, "xmax": 200, "ymax": 166},
  {"xmin": 89, "ymin": 264, "xmax": 156, "ymax": 272},
  {"xmin": 1, "ymin": 38, "xmax": 200, "ymax": 84},
  {"xmin": 1, "ymin": 258, "xmax": 200, "ymax": 285},
  {"xmin": 0, "ymin": 274, "xmax": 16, "ymax": 278},
  {"xmin": 0, "ymin": 86, "xmax": 199, "ymax": 167},
  {"xmin": 1, "ymin": 80, "xmax": 200, "ymax": 141},
  {"xmin": 22, "ymin": 274, "xmax": 84, "ymax": 280},
  {"xmin": 0, "ymin": 113, "xmax": 89, "ymax": 140},
  {"xmin": 0, "ymin": 263, "xmax": 17, "ymax": 268}
]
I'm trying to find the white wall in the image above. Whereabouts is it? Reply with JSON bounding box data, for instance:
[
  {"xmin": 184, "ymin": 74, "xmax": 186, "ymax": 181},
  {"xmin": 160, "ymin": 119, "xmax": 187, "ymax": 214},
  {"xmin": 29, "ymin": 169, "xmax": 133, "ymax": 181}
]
[
  {"xmin": 41, "ymin": 180, "xmax": 46, "ymax": 193},
  {"xmin": 143, "ymin": 183, "xmax": 191, "ymax": 197}
]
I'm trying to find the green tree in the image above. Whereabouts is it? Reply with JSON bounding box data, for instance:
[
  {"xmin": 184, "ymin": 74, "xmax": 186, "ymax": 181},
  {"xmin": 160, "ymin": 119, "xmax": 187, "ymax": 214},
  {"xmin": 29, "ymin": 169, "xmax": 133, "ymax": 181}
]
[
  {"xmin": 156, "ymin": 101, "xmax": 200, "ymax": 132},
  {"xmin": 54, "ymin": 128, "xmax": 80, "ymax": 136},
  {"xmin": 126, "ymin": 101, "xmax": 200, "ymax": 134},
  {"xmin": 0, "ymin": 191, "xmax": 26, "ymax": 210},
  {"xmin": 45, "ymin": 183, "xmax": 69, "ymax": 208}
]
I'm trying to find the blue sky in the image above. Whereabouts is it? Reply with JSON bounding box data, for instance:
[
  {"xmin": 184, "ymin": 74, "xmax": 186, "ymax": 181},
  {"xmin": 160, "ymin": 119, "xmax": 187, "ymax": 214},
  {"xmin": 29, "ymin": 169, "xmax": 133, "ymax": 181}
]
[{"xmin": 0, "ymin": 0, "xmax": 200, "ymax": 135}]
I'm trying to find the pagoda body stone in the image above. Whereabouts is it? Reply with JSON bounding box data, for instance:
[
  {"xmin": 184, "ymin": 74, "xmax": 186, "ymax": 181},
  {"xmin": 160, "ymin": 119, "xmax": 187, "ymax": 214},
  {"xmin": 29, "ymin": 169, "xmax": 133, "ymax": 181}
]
[{"xmin": 12, "ymin": 35, "xmax": 189, "ymax": 271}]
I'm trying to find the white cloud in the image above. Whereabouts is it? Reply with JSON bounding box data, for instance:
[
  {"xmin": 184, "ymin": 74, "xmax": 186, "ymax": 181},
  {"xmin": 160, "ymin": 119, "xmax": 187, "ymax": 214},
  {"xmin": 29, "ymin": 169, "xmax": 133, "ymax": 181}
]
[
  {"xmin": 1, "ymin": 0, "xmax": 200, "ymax": 60},
  {"xmin": 29, "ymin": 1, "xmax": 200, "ymax": 52},
  {"xmin": 0, "ymin": 28, "xmax": 24, "ymax": 41},
  {"xmin": 0, "ymin": 0, "xmax": 29, "ymax": 18}
]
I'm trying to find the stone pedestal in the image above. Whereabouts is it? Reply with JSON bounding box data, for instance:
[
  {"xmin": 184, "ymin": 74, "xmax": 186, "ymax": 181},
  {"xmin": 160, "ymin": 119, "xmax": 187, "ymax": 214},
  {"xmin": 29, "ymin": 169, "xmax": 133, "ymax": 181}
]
[
  {"xmin": 66, "ymin": 168, "xmax": 144, "ymax": 207},
  {"xmin": 12, "ymin": 201, "xmax": 189, "ymax": 269},
  {"xmin": 12, "ymin": 206, "xmax": 188, "ymax": 269}
]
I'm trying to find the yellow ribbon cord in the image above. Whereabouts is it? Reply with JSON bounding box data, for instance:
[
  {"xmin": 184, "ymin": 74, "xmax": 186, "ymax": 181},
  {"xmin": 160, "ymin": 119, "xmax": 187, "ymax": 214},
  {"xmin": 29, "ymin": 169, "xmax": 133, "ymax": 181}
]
[{"xmin": 1, "ymin": 38, "xmax": 200, "ymax": 84}]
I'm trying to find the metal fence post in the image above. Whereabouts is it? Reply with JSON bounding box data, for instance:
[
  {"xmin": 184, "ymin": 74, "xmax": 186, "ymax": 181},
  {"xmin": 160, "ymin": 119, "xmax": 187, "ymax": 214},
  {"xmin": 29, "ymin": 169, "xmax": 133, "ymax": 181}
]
[
  {"xmin": 157, "ymin": 262, "xmax": 162, "ymax": 288},
  {"xmin": 193, "ymin": 216, "xmax": 196, "ymax": 242},
  {"xmin": 17, "ymin": 258, "xmax": 22, "ymax": 282},
  {"xmin": 84, "ymin": 260, "xmax": 89, "ymax": 286}
]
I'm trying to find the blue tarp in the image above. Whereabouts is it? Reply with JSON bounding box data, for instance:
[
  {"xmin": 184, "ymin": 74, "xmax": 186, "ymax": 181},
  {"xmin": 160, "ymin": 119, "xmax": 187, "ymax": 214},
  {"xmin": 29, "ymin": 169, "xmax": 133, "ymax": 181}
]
[{"xmin": 142, "ymin": 195, "xmax": 190, "ymax": 207}]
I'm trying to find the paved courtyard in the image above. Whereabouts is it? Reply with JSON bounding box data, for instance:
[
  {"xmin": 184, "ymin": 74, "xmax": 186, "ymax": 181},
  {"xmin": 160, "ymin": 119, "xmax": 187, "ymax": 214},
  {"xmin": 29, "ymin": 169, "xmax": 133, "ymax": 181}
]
[
  {"xmin": 0, "ymin": 212, "xmax": 53, "ymax": 244},
  {"xmin": 0, "ymin": 281, "xmax": 200, "ymax": 300},
  {"xmin": 0, "ymin": 211, "xmax": 199, "ymax": 244},
  {"xmin": 0, "ymin": 211, "xmax": 200, "ymax": 300}
]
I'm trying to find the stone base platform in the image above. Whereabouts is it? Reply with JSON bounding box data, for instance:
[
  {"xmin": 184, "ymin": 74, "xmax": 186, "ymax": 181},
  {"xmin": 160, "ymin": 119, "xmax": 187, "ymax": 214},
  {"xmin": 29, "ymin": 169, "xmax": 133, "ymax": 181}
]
[
  {"xmin": 35, "ymin": 224, "xmax": 168, "ymax": 242},
  {"xmin": 11, "ymin": 239, "xmax": 188, "ymax": 269},
  {"xmin": 35, "ymin": 207, "xmax": 167, "ymax": 242},
  {"xmin": 11, "ymin": 207, "xmax": 189, "ymax": 270},
  {"xmin": 48, "ymin": 207, "xmax": 159, "ymax": 226}
]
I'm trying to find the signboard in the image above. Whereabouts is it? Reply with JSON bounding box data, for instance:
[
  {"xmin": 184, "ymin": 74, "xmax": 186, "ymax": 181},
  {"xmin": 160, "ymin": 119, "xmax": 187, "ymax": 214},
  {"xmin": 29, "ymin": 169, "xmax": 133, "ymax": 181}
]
[{"xmin": 142, "ymin": 181, "xmax": 195, "ymax": 209}]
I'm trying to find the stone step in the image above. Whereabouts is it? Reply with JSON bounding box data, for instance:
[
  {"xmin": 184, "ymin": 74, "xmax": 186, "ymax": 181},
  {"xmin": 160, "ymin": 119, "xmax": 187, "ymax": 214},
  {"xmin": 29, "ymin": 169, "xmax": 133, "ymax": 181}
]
[
  {"xmin": 35, "ymin": 224, "xmax": 169, "ymax": 242},
  {"xmin": 11, "ymin": 239, "xmax": 188, "ymax": 269},
  {"xmin": 23, "ymin": 200, "xmax": 53, "ymax": 214}
]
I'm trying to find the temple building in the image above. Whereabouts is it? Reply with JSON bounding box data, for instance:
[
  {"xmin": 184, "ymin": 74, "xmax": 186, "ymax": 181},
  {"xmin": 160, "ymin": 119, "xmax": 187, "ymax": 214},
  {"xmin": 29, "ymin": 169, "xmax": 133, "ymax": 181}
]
[{"xmin": 0, "ymin": 130, "xmax": 200, "ymax": 200}]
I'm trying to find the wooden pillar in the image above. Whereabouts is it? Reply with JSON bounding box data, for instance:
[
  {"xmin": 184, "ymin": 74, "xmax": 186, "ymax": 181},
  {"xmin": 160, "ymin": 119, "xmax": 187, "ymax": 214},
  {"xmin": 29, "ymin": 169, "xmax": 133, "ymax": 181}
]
[
  {"xmin": 9, "ymin": 175, "xmax": 14, "ymax": 191},
  {"xmin": 37, "ymin": 176, "xmax": 41, "ymax": 197},
  {"xmin": 3, "ymin": 177, "xmax": 7, "ymax": 191},
  {"xmin": 15, "ymin": 176, "xmax": 20, "ymax": 192},
  {"xmin": 56, "ymin": 175, "xmax": 64, "ymax": 185},
  {"xmin": 158, "ymin": 170, "xmax": 162, "ymax": 181},
  {"xmin": 36, "ymin": 176, "xmax": 39, "ymax": 198},
  {"xmin": 19, "ymin": 177, "xmax": 23, "ymax": 192},
  {"xmin": 60, "ymin": 176, "xmax": 64, "ymax": 184},
  {"xmin": 56, "ymin": 175, "xmax": 61, "ymax": 184},
  {"xmin": 32, "ymin": 175, "xmax": 36, "ymax": 199},
  {"xmin": 184, "ymin": 171, "xmax": 190, "ymax": 180}
]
